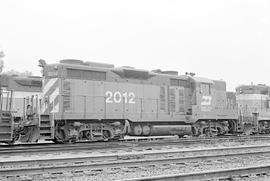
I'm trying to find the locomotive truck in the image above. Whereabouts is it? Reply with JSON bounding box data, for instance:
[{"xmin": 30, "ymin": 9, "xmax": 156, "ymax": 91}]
[{"xmin": 1, "ymin": 59, "xmax": 240, "ymax": 143}]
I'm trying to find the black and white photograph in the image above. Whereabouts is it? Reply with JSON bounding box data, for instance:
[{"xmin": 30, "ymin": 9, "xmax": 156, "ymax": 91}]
[{"xmin": 1, "ymin": 0, "xmax": 270, "ymax": 180}]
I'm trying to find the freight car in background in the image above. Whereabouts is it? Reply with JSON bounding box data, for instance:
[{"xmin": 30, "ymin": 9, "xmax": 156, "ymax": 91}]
[
  {"xmin": 236, "ymin": 84, "xmax": 270, "ymax": 134},
  {"xmin": 34, "ymin": 59, "xmax": 238, "ymax": 143}
]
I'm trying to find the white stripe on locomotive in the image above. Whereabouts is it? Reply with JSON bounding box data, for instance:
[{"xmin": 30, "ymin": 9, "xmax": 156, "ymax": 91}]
[
  {"xmin": 43, "ymin": 78, "xmax": 58, "ymax": 96},
  {"xmin": 51, "ymin": 103, "xmax": 59, "ymax": 113},
  {"xmin": 49, "ymin": 87, "xmax": 59, "ymax": 104},
  {"xmin": 41, "ymin": 78, "xmax": 59, "ymax": 114}
]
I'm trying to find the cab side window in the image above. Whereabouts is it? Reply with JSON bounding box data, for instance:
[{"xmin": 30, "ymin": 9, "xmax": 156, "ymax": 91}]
[{"xmin": 200, "ymin": 83, "xmax": 211, "ymax": 96}]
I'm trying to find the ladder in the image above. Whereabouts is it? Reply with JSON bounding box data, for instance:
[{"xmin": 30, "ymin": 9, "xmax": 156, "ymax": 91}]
[{"xmin": 39, "ymin": 114, "xmax": 52, "ymax": 140}]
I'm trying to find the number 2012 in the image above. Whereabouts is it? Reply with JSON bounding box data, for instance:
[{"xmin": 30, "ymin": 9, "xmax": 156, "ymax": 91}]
[{"xmin": 105, "ymin": 91, "xmax": 136, "ymax": 104}]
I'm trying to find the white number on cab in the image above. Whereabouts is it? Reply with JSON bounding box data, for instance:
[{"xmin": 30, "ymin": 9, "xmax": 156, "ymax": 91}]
[{"xmin": 105, "ymin": 91, "xmax": 136, "ymax": 104}]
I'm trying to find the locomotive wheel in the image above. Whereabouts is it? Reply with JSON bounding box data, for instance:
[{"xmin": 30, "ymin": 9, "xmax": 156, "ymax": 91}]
[
  {"xmin": 142, "ymin": 125, "xmax": 151, "ymax": 136},
  {"xmin": 203, "ymin": 125, "xmax": 220, "ymax": 137},
  {"xmin": 204, "ymin": 128, "xmax": 216, "ymax": 137},
  {"xmin": 133, "ymin": 124, "xmax": 142, "ymax": 136},
  {"xmin": 84, "ymin": 131, "xmax": 92, "ymax": 140},
  {"xmin": 54, "ymin": 129, "xmax": 67, "ymax": 143},
  {"xmin": 13, "ymin": 132, "xmax": 20, "ymax": 142},
  {"xmin": 103, "ymin": 130, "xmax": 111, "ymax": 140}
]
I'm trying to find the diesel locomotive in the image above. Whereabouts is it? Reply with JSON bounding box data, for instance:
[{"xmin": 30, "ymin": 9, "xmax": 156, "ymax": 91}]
[
  {"xmin": 39, "ymin": 59, "xmax": 238, "ymax": 142},
  {"xmin": 236, "ymin": 84, "xmax": 270, "ymax": 134},
  {"xmin": 0, "ymin": 74, "xmax": 42, "ymax": 143},
  {"xmin": 1, "ymin": 59, "xmax": 266, "ymax": 144}
]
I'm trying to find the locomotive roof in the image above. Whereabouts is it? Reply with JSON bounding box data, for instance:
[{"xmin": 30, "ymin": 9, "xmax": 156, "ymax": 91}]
[
  {"xmin": 0, "ymin": 74, "xmax": 42, "ymax": 91},
  {"xmin": 42, "ymin": 60, "xmax": 222, "ymax": 84},
  {"xmin": 45, "ymin": 60, "xmax": 190, "ymax": 80},
  {"xmin": 236, "ymin": 84, "xmax": 270, "ymax": 90},
  {"xmin": 190, "ymin": 77, "xmax": 214, "ymax": 84},
  {"xmin": 236, "ymin": 84, "xmax": 270, "ymax": 95}
]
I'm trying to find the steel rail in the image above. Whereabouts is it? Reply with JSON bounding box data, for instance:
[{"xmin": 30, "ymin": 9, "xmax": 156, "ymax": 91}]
[
  {"xmin": 1, "ymin": 135, "xmax": 270, "ymax": 154},
  {"xmin": 124, "ymin": 165, "xmax": 270, "ymax": 181},
  {"xmin": 1, "ymin": 144, "xmax": 270, "ymax": 176}
]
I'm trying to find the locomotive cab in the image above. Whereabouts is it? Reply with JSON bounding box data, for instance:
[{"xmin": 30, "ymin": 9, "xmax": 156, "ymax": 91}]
[
  {"xmin": 190, "ymin": 77, "xmax": 213, "ymax": 113},
  {"xmin": 190, "ymin": 77, "xmax": 237, "ymax": 136}
]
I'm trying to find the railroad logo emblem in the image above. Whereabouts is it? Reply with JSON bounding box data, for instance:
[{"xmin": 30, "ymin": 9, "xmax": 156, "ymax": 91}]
[{"xmin": 201, "ymin": 96, "xmax": 212, "ymax": 106}]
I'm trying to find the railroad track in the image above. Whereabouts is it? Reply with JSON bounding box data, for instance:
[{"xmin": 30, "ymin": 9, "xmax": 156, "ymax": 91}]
[
  {"xmin": 2, "ymin": 144, "xmax": 270, "ymax": 180},
  {"xmin": 125, "ymin": 165, "xmax": 270, "ymax": 181},
  {"xmin": 1, "ymin": 134, "xmax": 270, "ymax": 154}
]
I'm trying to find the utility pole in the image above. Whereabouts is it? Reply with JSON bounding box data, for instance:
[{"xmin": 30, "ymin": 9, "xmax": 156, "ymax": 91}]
[{"xmin": 0, "ymin": 50, "xmax": 4, "ymax": 73}]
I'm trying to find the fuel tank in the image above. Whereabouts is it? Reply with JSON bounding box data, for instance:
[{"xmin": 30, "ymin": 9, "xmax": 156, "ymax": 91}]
[{"xmin": 150, "ymin": 125, "xmax": 192, "ymax": 136}]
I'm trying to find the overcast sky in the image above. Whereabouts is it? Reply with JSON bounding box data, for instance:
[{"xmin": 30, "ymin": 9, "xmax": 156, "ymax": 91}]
[{"xmin": 0, "ymin": 0, "xmax": 270, "ymax": 91}]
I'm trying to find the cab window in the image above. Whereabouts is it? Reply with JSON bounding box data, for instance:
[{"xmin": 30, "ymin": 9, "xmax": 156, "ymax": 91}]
[{"xmin": 200, "ymin": 83, "xmax": 211, "ymax": 96}]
